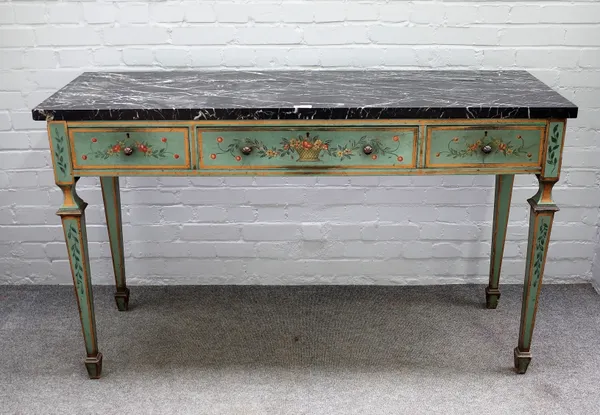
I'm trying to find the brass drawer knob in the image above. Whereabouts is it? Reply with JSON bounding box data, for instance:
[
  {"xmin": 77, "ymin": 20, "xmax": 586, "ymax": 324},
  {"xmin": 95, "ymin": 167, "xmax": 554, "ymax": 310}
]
[
  {"xmin": 481, "ymin": 145, "xmax": 492, "ymax": 154},
  {"xmin": 241, "ymin": 146, "xmax": 252, "ymax": 155},
  {"xmin": 363, "ymin": 145, "xmax": 373, "ymax": 155},
  {"xmin": 123, "ymin": 147, "xmax": 134, "ymax": 156}
]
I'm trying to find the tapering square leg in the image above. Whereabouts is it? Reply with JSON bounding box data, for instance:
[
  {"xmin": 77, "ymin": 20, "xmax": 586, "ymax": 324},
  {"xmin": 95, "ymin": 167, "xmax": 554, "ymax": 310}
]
[
  {"xmin": 100, "ymin": 177, "xmax": 129, "ymax": 311},
  {"xmin": 49, "ymin": 123, "xmax": 103, "ymax": 378},
  {"xmin": 515, "ymin": 178, "xmax": 558, "ymax": 374},
  {"xmin": 58, "ymin": 180, "xmax": 103, "ymax": 379},
  {"xmin": 486, "ymin": 174, "xmax": 514, "ymax": 309}
]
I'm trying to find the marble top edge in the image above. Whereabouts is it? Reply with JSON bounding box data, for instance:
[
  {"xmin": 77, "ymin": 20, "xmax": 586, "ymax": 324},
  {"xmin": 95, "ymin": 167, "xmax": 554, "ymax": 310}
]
[{"xmin": 32, "ymin": 70, "xmax": 578, "ymax": 121}]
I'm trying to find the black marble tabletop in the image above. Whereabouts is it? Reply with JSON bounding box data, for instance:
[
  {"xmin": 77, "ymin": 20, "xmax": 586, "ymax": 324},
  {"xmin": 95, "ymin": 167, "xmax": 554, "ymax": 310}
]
[{"xmin": 32, "ymin": 70, "xmax": 577, "ymax": 122}]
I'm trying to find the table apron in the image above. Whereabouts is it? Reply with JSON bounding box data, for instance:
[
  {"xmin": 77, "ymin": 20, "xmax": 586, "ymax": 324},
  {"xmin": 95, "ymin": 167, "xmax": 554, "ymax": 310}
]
[{"xmin": 57, "ymin": 119, "xmax": 557, "ymax": 177}]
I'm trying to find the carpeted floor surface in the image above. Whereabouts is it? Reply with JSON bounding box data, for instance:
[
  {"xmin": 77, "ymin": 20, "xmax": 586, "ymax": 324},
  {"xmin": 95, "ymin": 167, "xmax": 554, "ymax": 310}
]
[{"xmin": 0, "ymin": 284, "xmax": 599, "ymax": 415}]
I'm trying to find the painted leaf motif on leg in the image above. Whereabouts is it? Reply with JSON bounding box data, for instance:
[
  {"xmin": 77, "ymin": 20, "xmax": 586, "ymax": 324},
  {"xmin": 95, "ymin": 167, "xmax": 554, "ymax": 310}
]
[
  {"xmin": 532, "ymin": 222, "xmax": 549, "ymax": 289},
  {"xmin": 67, "ymin": 223, "xmax": 85, "ymax": 295},
  {"xmin": 547, "ymin": 124, "xmax": 561, "ymax": 174},
  {"xmin": 54, "ymin": 128, "xmax": 68, "ymax": 174}
]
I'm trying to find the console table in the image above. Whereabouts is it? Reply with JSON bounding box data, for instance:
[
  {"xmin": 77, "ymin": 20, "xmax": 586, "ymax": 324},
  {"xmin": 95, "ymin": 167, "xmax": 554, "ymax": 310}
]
[{"xmin": 32, "ymin": 70, "xmax": 578, "ymax": 378}]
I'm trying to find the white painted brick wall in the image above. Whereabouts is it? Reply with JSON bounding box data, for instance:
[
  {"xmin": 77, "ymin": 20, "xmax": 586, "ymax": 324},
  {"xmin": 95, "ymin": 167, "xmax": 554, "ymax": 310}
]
[{"xmin": 1, "ymin": 0, "xmax": 599, "ymax": 287}]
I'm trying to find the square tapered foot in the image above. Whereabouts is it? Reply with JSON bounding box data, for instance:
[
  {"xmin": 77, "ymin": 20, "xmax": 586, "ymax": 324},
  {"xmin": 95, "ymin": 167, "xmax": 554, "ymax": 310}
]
[
  {"xmin": 485, "ymin": 287, "xmax": 501, "ymax": 309},
  {"xmin": 84, "ymin": 353, "xmax": 103, "ymax": 379},
  {"xmin": 514, "ymin": 347, "xmax": 532, "ymax": 374},
  {"xmin": 114, "ymin": 288, "xmax": 130, "ymax": 311}
]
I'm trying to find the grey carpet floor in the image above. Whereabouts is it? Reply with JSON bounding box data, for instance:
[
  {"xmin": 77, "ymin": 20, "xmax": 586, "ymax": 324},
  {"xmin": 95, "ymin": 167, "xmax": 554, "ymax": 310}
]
[{"xmin": 0, "ymin": 284, "xmax": 599, "ymax": 415}]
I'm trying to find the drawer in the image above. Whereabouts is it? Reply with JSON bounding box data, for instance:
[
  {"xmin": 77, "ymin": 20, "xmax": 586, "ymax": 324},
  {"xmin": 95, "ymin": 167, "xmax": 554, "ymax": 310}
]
[
  {"xmin": 198, "ymin": 127, "xmax": 418, "ymax": 170},
  {"xmin": 425, "ymin": 125, "xmax": 544, "ymax": 168},
  {"xmin": 70, "ymin": 127, "xmax": 190, "ymax": 169}
]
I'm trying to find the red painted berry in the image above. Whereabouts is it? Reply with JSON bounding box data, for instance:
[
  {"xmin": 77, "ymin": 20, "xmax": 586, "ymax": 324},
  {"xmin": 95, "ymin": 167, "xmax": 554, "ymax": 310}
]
[
  {"xmin": 82, "ymin": 155, "xmax": 87, "ymax": 160},
  {"xmin": 393, "ymin": 135, "xmax": 399, "ymax": 141},
  {"xmin": 217, "ymin": 137, "xmax": 223, "ymax": 143},
  {"xmin": 161, "ymin": 137, "xmax": 167, "ymax": 143},
  {"xmin": 235, "ymin": 156, "xmax": 241, "ymax": 161},
  {"xmin": 397, "ymin": 156, "xmax": 403, "ymax": 162},
  {"xmin": 372, "ymin": 155, "xmax": 377, "ymax": 160},
  {"xmin": 174, "ymin": 154, "xmax": 180, "ymax": 159},
  {"xmin": 210, "ymin": 154, "xmax": 217, "ymax": 159},
  {"xmin": 91, "ymin": 137, "xmax": 97, "ymax": 143}
]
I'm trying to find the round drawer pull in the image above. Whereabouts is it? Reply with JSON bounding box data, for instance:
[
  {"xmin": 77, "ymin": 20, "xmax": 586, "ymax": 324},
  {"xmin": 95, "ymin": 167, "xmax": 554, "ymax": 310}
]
[
  {"xmin": 481, "ymin": 145, "xmax": 492, "ymax": 154},
  {"xmin": 241, "ymin": 146, "xmax": 253, "ymax": 155},
  {"xmin": 363, "ymin": 145, "xmax": 373, "ymax": 155},
  {"xmin": 123, "ymin": 147, "xmax": 134, "ymax": 156}
]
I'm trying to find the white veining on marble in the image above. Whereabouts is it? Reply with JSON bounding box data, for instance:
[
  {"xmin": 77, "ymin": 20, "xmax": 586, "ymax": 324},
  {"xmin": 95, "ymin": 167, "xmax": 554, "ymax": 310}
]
[{"xmin": 32, "ymin": 70, "xmax": 577, "ymax": 121}]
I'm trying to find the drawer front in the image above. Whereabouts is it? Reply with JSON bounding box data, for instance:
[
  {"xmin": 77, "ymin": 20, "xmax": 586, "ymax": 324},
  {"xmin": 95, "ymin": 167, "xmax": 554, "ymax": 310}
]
[
  {"xmin": 199, "ymin": 127, "xmax": 418, "ymax": 169},
  {"xmin": 70, "ymin": 128, "xmax": 190, "ymax": 169},
  {"xmin": 425, "ymin": 125, "xmax": 544, "ymax": 168}
]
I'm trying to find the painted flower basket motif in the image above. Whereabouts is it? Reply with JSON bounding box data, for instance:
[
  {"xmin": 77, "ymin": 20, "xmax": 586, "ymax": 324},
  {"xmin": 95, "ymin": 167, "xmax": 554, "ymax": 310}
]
[{"xmin": 281, "ymin": 133, "xmax": 330, "ymax": 162}]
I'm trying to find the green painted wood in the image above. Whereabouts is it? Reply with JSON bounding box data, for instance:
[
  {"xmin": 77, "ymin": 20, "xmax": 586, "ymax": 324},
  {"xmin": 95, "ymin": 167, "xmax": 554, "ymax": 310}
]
[
  {"xmin": 56, "ymin": 184, "xmax": 84, "ymax": 217},
  {"xmin": 543, "ymin": 122, "xmax": 564, "ymax": 179},
  {"xmin": 72, "ymin": 129, "xmax": 188, "ymax": 168},
  {"xmin": 427, "ymin": 127, "xmax": 543, "ymax": 166},
  {"xmin": 519, "ymin": 212, "xmax": 553, "ymax": 350},
  {"xmin": 486, "ymin": 174, "xmax": 514, "ymax": 308},
  {"xmin": 49, "ymin": 123, "xmax": 72, "ymax": 184},
  {"xmin": 84, "ymin": 354, "xmax": 103, "ymax": 379},
  {"xmin": 200, "ymin": 129, "xmax": 416, "ymax": 168},
  {"xmin": 62, "ymin": 214, "xmax": 98, "ymax": 357},
  {"xmin": 100, "ymin": 177, "xmax": 128, "ymax": 310},
  {"xmin": 528, "ymin": 180, "xmax": 560, "ymax": 210}
]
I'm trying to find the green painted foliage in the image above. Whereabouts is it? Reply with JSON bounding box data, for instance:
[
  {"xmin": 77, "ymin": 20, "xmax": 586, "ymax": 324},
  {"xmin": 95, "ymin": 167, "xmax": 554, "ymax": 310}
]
[
  {"xmin": 73, "ymin": 130, "xmax": 187, "ymax": 166},
  {"xmin": 532, "ymin": 221, "xmax": 549, "ymax": 289},
  {"xmin": 428, "ymin": 127, "xmax": 542, "ymax": 165},
  {"xmin": 66, "ymin": 223, "xmax": 84, "ymax": 296},
  {"xmin": 440, "ymin": 132, "xmax": 532, "ymax": 159},
  {"xmin": 546, "ymin": 124, "xmax": 561, "ymax": 174},
  {"xmin": 205, "ymin": 130, "xmax": 412, "ymax": 166},
  {"xmin": 53, "ymin": 127, "xmax": 68, "ymax": 175}
]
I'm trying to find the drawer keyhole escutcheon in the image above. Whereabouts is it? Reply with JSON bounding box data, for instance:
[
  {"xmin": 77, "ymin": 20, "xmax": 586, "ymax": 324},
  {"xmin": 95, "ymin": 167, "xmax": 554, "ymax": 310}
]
[
  {"xmin": 241, "ymin": 146, "xmax": 253, "ymax": 155},
  {"xmin": 123, "ymin": 133, "xmax": 134, "ymax": 155},
  {"xmin": 481, "ymin": 131, "xmax": 492, "ymax": 154},
  {"xmin": 363, "ymin": 145, "xmax": 373, "ymax": 155}
]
